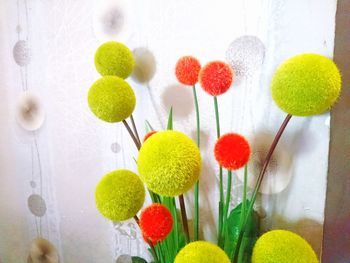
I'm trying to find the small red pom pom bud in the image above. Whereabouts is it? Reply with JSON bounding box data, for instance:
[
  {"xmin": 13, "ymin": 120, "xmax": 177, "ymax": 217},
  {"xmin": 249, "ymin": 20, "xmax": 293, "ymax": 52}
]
[
  {"xmin": 214, "ymin": 133, "xmax": 251, "ymax": 170},
  {"xmin": 175, "ymin": 56, "xmax": 201, "ymax": 86},
  {"xmin": 143, "ymin": 130, "xmax": 157, "ymax": 142},
  {"xmin": 199, "ymin": 61, "xmax": 234, "ymax": 96},
  {"xmin": 140, "ymin": 204, "xmax": 173, "ymax": 244}
]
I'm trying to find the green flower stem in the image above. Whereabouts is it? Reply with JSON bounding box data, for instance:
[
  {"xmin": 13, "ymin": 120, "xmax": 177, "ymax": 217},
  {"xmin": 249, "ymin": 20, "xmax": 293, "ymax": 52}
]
[
  {"xmin": 221, "ymin": 170, "xmax": 232, "ymax": 242},
  {"xmin": 232, "ymin": 114, "xmax": 292, "ymax": 263},
  {"xmin": 241, "ymin": 165, "xmax": 248, "ymax": 225},
  {"xmin": 192, "ymin": 85, "xmax": 201, "ymax": 241},
  {"xmin": 171, "ymin": 197, "xmax": 179, "ymax": 251},
  {"xmin": 214, "ymin": 96, "xmax": 224, "ymax": 245},
  {"xmin": 237, "ymin": 164, "xmax": 248, "ymax": 263}
]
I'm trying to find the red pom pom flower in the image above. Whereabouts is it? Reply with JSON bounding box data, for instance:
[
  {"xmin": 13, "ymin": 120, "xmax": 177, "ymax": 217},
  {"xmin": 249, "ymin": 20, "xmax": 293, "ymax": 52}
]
[
  {"xmin": 175, "ymin": 56, "xmax": 201, "ymax": 86},
  {"xmin": 214, "ymin": 133, "xmax": 251, "ymax": 170},
  {"xmin": 143, "ymin": 130, "xmax": 157, "ymax": 142},
  {"xmin": 140, "ymin": 204, "xmax": 173, "ymax": 244},
  {"xmin": 199, "ymin": 61, "xmax": 234, "ymax": 96}
]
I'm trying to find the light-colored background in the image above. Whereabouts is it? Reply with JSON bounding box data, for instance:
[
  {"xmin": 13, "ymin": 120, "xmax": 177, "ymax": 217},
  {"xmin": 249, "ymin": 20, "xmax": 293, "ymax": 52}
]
[{"xmin": 0, "ymin": 0, "xmax": 337, "ymax": 262}]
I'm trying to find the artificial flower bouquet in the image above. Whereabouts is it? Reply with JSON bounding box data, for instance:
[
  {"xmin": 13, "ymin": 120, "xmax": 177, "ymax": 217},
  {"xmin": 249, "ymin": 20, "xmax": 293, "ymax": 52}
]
[{"xmin": 88, "ymin": 41, "xmax": 341, "ymax": 263}]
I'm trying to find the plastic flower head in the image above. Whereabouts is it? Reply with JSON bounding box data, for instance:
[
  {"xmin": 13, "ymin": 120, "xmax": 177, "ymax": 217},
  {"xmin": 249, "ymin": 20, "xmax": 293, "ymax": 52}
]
[
  {"xmin": 94, "ymin": 41, "xmax": 135, "ymax": 78},
  {"xmin": 252, "ymin": 230, "xmax": 319, "ymax": 263},
  {"xmin": 88, "ymin": 76, "xmax": 136, "ymax": 123},
  {"xmin": 140, "ymin": 204, "xmax": 173, "ymax": 244},
  {"xmin": 271, "ymin": 53, "xmax": 341, "ymax": 116},
  {"xmin": 175, "ymin": 56, "xmax": 201, "ymax": 86},
  {"xmin": 95, "ymin": 169, "xmax": 145, "ymax": 221},
  {"xmin": 199, "ymin": 61, "xmax": 234, "ymax": 96},
  {"xmin": 174, "ymin": 241, "xmax": 230, "ymax": 263},
  {"xmin": 214, "ymin": 133, "xmax": 251, "ymax": 170},
  {"xmin": 143, "ymin": 130, "xmax": 157, "ymax": 142},
  {"xmin": 137, "ymin": 130, "xmax": 201, "ymax": 197}
]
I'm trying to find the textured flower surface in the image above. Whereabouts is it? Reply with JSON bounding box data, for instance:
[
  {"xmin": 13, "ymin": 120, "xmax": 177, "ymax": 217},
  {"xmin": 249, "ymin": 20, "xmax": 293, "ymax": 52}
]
[
  {"xmin": 95, "ymin": 169, "xmax": 145, "ymax": 221},
  {"xmin": 271, "ymin": 53, "xmax": 341, "ymax": 116},
  {"xmin": 140, "ymin": 204, "xmax": 173, "ymax": 244},
  {"xmin": 174, "ymin": 241, "xmax": 230, "ymax": 263},
  {"xmin": 199, "ymin": 61, "xmax": 234, "ymax": 96},
  {"xmin": 175, "ymin": 56, "xmax": 201, "ymax": 86},
  {"xmin": 214, "ymin": 133, "xmax": 251, "ymax": 170},
  {"xmin": 138, "ymin": 130, "xmax": 201, "ymax": 197},
  {"xmin": 94, "ymin": 41, "xmax": 135, "ymax": 78},
  {"xmin": 252, "ymin": 230, "xmax": 319, "ymax": 263},
  {"xmin": 88, "ymin": 76, "xmax": 136, "ymax": 123}
]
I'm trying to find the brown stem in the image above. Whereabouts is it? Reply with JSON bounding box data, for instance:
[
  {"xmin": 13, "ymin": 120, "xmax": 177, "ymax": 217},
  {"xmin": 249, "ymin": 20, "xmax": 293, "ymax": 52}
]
[
  {"xmin": 134, "ymin": 215, "xmax": 140, "ymax": 225},
  {"xmin": 179, "ymin": 194, "xmax": 190, "ymax": 243},
  {"xmin": 130, "ymin": 114, "xmax": 142, "ymax": 146},
  {"xmin": 123, "ymin": 119, "xmax": 141, "ymax": 150},
  {"xmin": 232, "ymin": 114, "xmax": 292, "ymax": 263}
]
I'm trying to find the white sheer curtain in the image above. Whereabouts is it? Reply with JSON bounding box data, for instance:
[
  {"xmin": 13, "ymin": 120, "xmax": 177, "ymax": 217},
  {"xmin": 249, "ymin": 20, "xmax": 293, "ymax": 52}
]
[{"xmin": 0, "ymin": 0, "xmax": 337, "ymax": 262}]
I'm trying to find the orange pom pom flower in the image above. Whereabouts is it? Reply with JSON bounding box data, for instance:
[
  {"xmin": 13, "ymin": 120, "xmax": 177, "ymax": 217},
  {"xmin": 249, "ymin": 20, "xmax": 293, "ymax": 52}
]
[
  {"xmin": 143, "ymin": 130, "xmax": 157, "ymax": 142},
  {"xmin": 214, "ymin": 133, "xmax": 251, "ymax": 170},
  {"xmin": 199, "ymin": 61, "xmax": 234, "ymax": 96},
  {"xmin": 140, "ymin": 204, "xmax": 173, "ymax": 244},
  {"xmin": 175, "ymin": 56, "xmax": 201, "ymax": 86}
]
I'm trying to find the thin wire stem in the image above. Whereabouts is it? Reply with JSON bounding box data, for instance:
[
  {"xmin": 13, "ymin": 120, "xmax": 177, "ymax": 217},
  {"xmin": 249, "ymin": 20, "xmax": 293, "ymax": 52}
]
[
  {"xmin": 179, "ymin": 194, "xmax": 190, "ymax": 243},
  {"xmin": 232, "ymin": 114, "xmax": 292, "ymax": 262},
  {"xmin": 193, "ymin": 85, "xmax": 200, "ymax": 241},
  {"xmin": 237, "ymin": 164, "xmax": 248, "ymax": 263},
  {"xmin": 221, "ymin": 170, "xmax": 232, "ymax": 241},
  {"xmin": 171, "ymin": 197, "xmax": 179, "ymax": 251},
  {"xmin": 130, "ymin": 114, "xmax": 142, "ymax": 146},
  {"xmin": 122, "ymin": 120, "xmax": 141, "ymax": 150},
  {"xmin": 214, "ymin": 96, "xmax": 224, "ymax": 245},
  {"xmin": 241, "ymin": 164, "xmax": 248, "ymax": 226}
]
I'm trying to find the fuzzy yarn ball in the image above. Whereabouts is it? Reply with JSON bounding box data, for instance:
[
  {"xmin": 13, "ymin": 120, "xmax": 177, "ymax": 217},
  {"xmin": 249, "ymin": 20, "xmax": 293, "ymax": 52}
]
[
  {"xmin": 140, "ymin": 204, "xmax": 173, "ymax": 244},
  {"xmin": 199, "ymin": 61, "xmax": 234, "ymax": 96},
  {"xmin": 271, "ymin": 53, "xmax": 341, "ymax": 116},
  {"xmin": 138, "ymin": 130, "xmax": 201, "ymax": 197},
  {"xmin": 175, "ymin": 56, "xmax": 201, "ymax": 86},
  {"xmin": 95, "ymin": 169, "xmax": 145, "ymax": 221},
  {"xmin": 88, "ymin": 76, "xmax": 136, "ymax": 123},
  {"xmin": 174, "ymin": 241, "xmax": 230, "ymax": 263},
  {"xmin": 143, "ymin": 130, "xmax": 157, "ymax": 142},
  {"xmin": 252, "ymin": 230, "xmax": 319, "ymax": 263},
  {"xmin": 215, "ymin": 133, "xmax": 251, "ymax": 170},
  {"xmin": 94, "ymin": 41, "xmax": 135, "ymax": 78}
]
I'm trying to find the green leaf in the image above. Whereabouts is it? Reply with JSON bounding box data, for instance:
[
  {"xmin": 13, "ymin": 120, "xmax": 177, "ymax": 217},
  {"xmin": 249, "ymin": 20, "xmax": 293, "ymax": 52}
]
[
  {"xmin": 145, "ymin": 120, "xmax": 155, "ymax": 132},
  {"xmin": 167, "ymin": 107, "xmax": 173, "ymax": 130},
  {"xmin": 224, "ymin": 200, "xmax": 260, "ymax": 262},
  {"xmin": 162, "ymin": 197, "xmax": 186, "ymax": 262}
]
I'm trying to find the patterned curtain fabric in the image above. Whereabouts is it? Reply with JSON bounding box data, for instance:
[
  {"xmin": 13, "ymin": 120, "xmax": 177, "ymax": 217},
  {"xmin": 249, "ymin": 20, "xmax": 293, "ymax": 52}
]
[{"xmin": 0, "ymin": 0, "xmax": 337, "ymax": 262}]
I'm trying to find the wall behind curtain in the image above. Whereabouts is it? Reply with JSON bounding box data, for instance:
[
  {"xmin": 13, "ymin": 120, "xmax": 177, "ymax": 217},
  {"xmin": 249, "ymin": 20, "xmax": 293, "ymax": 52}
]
[{"xmin": 0, "ymin": 0, "xmax": 337, "ymax": 262}]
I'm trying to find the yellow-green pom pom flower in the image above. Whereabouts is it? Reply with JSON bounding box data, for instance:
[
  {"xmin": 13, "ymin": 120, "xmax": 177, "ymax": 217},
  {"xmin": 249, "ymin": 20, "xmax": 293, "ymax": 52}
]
[
  {"xmin": 271, "ymin": 53, "xmax": 341, "ymax": 116},
  {"xmin": 252, "ymin": 230, "xmax": 319, "ymax": 263},
  {"xmin": 95, "ymin": 169, "xmax": 145, "ymax": 221},
  {"xmin": 88, "ymin": 76, "xmax": 136, "ymax": 123},
  {"xmin": 137, "ymin": 130, "xmax": 201, "ymax": 197},
  {"xmin": 174, "ymin": 241, "xmax": 230, "ymax": 263},
  {"xmin": 94, "ymin": 41, "xmax": 135, "ymax": 78}
]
